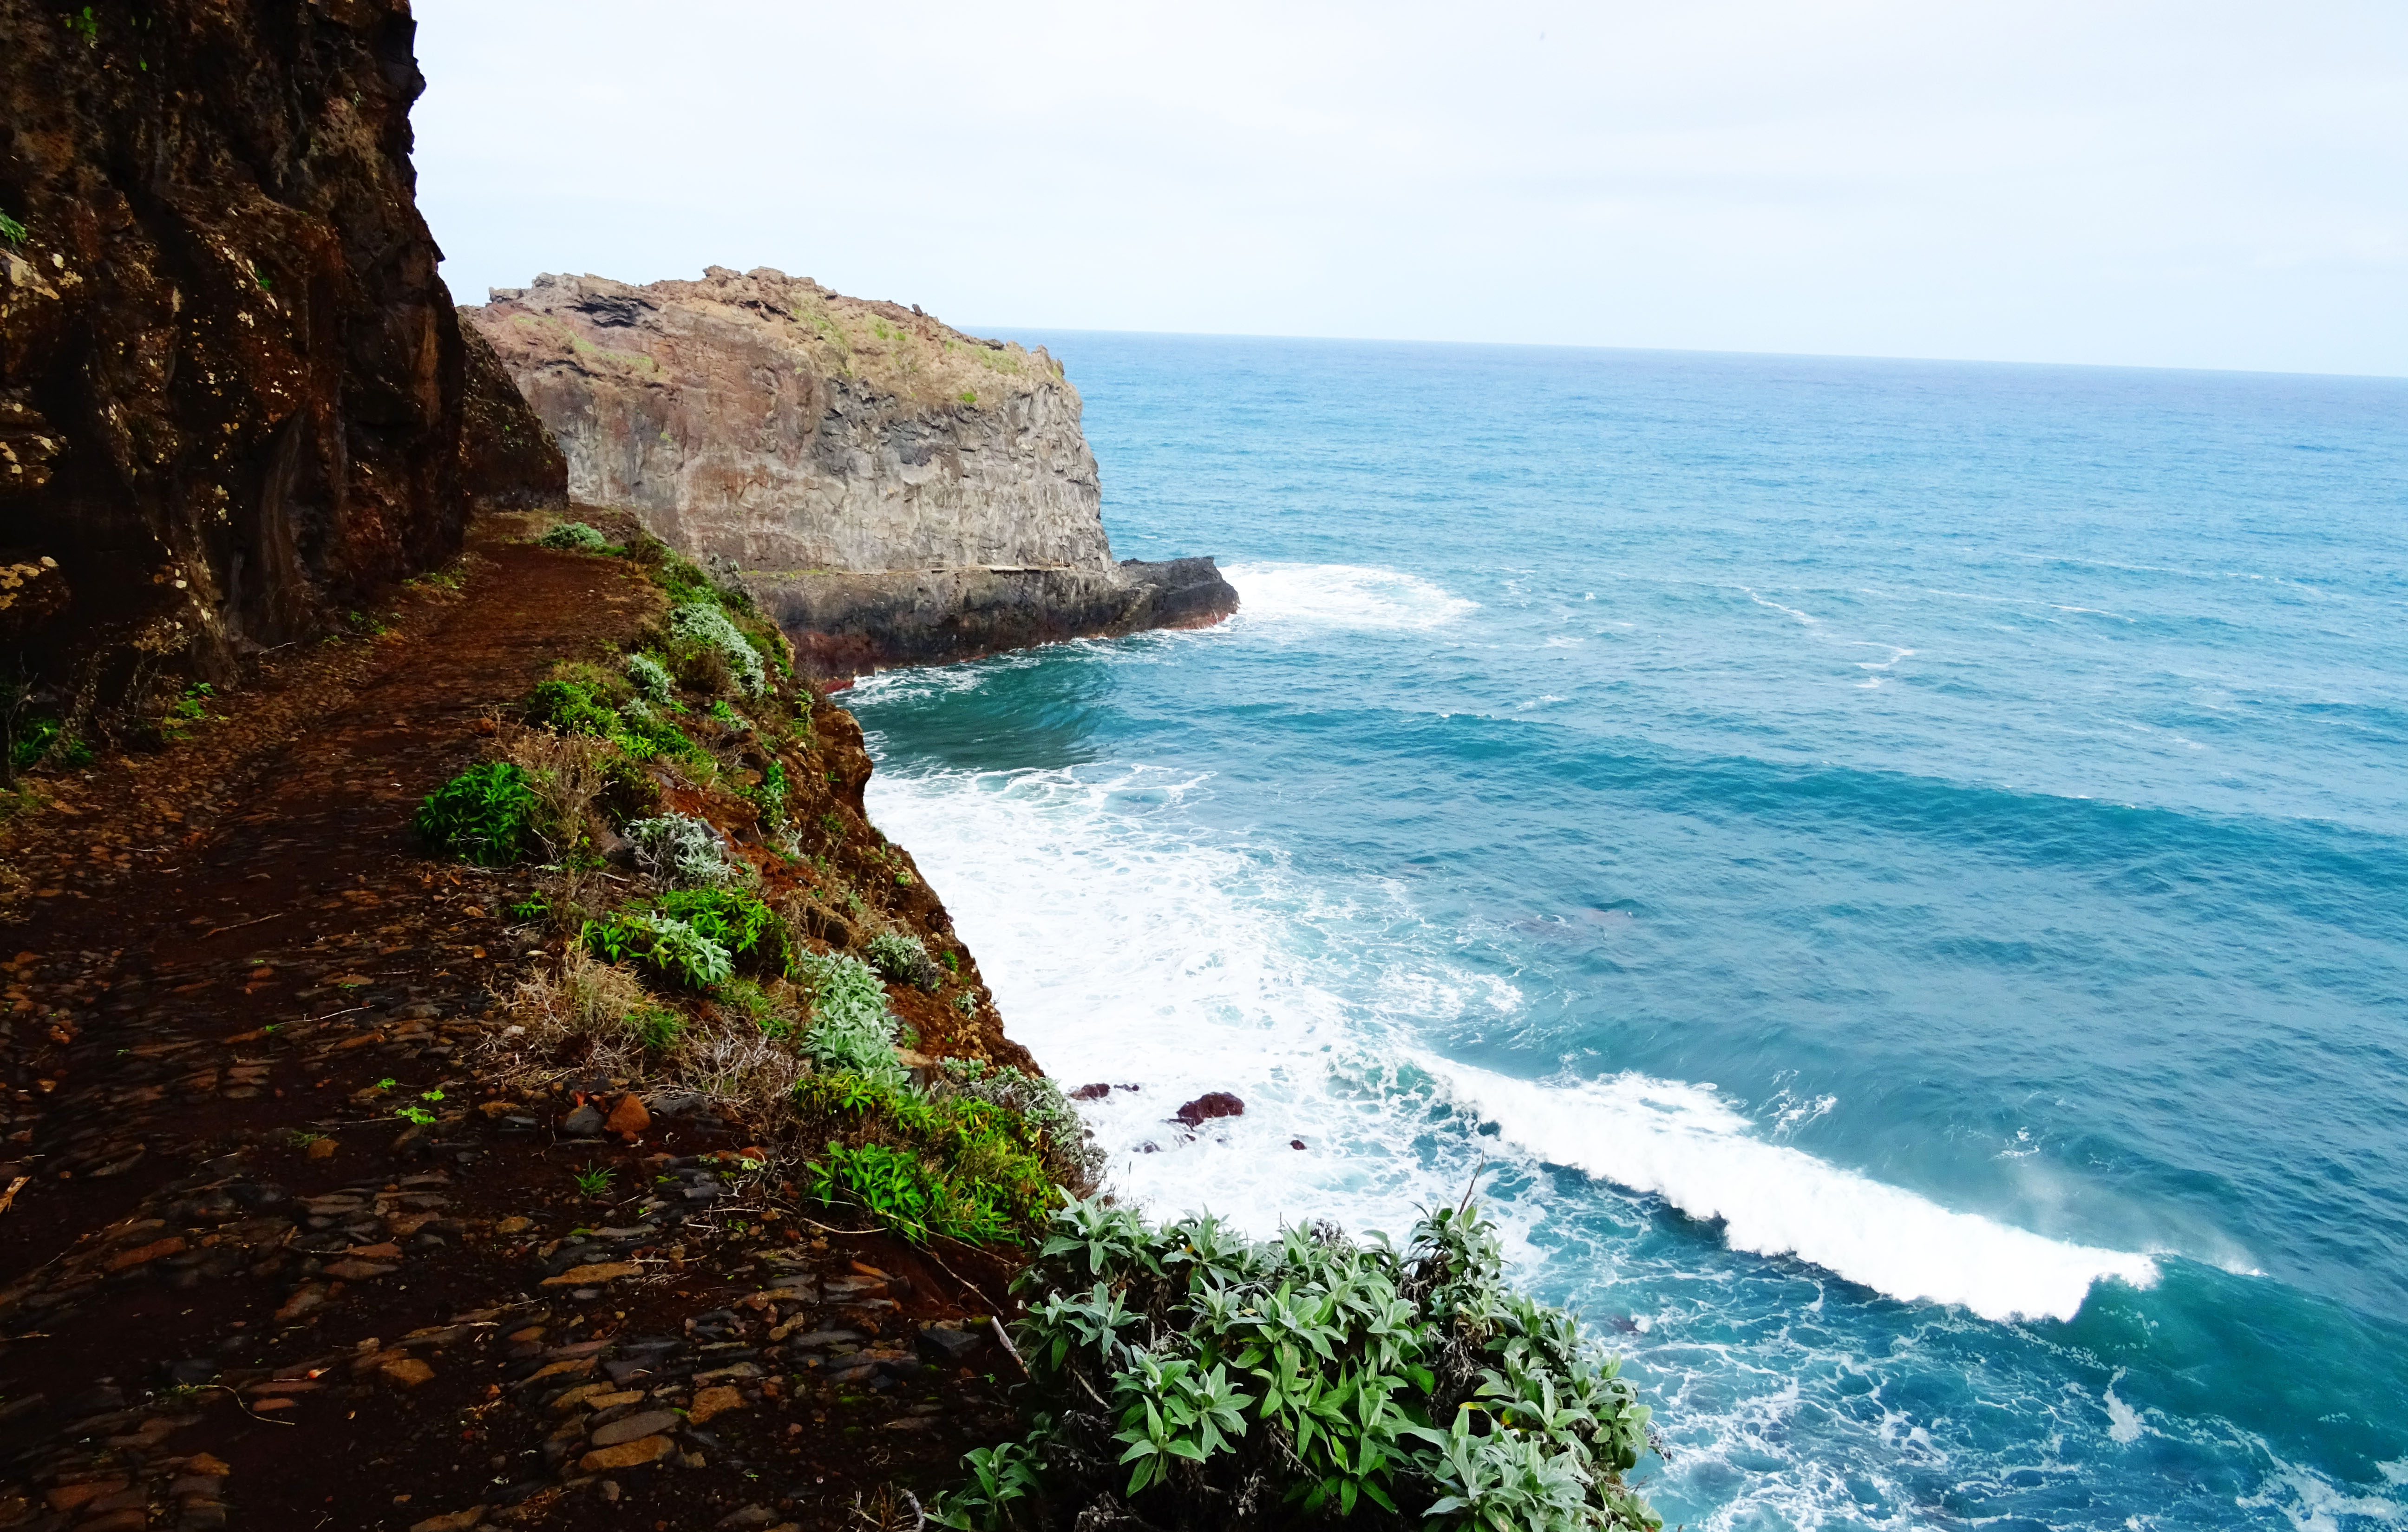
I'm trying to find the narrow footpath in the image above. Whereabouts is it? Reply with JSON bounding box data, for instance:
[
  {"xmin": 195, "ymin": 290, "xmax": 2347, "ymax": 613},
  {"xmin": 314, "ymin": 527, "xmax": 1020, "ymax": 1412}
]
[{"xmin": 0, "ymin": 527, "xmax": 1016, "ymax": 1532}]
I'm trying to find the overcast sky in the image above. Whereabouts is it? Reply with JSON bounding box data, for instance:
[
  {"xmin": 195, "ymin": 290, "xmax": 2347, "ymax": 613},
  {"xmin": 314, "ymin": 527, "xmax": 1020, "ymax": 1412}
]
[{"xmin": 411, "ymin": 1, "xmax": 2408, "ymax": 376}]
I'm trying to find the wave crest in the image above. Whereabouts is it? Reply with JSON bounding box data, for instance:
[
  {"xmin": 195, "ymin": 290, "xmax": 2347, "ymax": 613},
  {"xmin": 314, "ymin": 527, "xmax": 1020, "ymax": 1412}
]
[{"xmin": 1431, "ymin": 1061, "xmax": 2159, "ymax": 1322}]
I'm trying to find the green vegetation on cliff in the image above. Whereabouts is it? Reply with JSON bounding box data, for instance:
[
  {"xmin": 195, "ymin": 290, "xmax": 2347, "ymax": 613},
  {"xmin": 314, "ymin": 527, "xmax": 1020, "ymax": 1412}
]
[{"xmin": 935, "ymin": 1196, "xmax": 1659, "ymax": 1532}]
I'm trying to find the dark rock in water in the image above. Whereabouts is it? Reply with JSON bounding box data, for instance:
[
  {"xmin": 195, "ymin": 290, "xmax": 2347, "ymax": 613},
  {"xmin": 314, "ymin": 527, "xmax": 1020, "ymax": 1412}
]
[
  {"xmin": 560, "ymin": 1104, "xmax": 604, "ymax": 1138},
  {"xmin": 1068, "ymin": 1083, "xmax": 1111, "ymax": 1101},
  {"xmin": 1174, "ymin": 1092, "xmax": 1245, "ymax": 1128},
  {"xmin": 758, "ymin": 558, "xmax": 1240, "ymax": 678}
]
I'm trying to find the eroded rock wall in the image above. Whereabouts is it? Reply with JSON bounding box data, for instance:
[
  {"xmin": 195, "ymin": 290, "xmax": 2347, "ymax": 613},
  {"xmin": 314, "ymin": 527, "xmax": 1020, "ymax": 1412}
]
[
  {"xmin": 756, "ymin": 556, "xmax": 1242, "ymax": 676},
  {"xmin": 0, "ymin": 0, "xmax": 552, "ymax": 739},
  {"xmin": 464, "ymin": 268, "xmax": 1112, "ymax": 573}
]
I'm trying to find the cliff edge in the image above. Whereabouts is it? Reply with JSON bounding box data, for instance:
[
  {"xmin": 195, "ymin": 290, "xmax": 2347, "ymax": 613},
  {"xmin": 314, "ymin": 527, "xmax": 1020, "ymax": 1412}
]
[
  {"xmin": 462, "ymin": 268, "xmax": 1237, "ymax": 678},
  {"xmin": 0, "ymin": 0, "xmax": 562, "ymax": 753}
]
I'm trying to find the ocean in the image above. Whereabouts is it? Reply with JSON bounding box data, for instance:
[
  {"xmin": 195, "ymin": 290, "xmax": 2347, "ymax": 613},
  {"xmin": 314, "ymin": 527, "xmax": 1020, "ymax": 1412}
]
[{"xmin": 846, "ymin": 334, "xmax": 2408, "ymax": 1530}]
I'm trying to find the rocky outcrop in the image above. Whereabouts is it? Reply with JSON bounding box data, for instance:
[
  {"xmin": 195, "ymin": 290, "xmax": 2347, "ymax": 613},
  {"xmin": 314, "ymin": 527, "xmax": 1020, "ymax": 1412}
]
[
  {"xmin": 757, "ymin": 557, "xmax": 1239, "ymax": 676},
  {"xmin": 463, "ymin": 268, "xmax": 1237, "ymax": 677},
  {"xmin": 0, "ymin": 0, "xmax": 552, "ymax": 740},
  {"xmin": 456, "ymin": 321, "xmax": 567, "ymax": 512}
]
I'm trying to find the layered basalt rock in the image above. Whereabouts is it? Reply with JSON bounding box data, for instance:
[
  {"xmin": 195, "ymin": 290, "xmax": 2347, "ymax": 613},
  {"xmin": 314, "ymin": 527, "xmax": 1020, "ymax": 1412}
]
[
  {"xmin": 463, "ymin": 268, "xmax": 1237, "ymax": 677},
  {"xmin": 0, "ymin": 0, "xmax": 556, "ymax": 737},
  {"xmin": 757, "ymin": 556, "xmax": 1240, "ymax": 676}
]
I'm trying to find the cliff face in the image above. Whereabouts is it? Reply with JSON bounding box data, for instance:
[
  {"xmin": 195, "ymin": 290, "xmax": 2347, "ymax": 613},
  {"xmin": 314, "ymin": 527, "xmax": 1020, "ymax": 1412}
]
[
  {"xmin": 465, "ymin": 268, "xmax": 1111, "ymax": 573},
  {"xmin": 456, "ymin": 320, "xmax": 568, "ymax": 512},
  {"xmin": 464, "ymin": 268, "xmax": 1238, "ymax": 678},
  {"xmin": 0, "ymin": 0, "xmax": 556, "ymax": 739}
]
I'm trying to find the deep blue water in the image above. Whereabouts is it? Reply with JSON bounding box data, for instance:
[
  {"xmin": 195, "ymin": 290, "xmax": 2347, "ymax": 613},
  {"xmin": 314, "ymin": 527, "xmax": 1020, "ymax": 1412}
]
[{"xmin": 849, "ymin": 336, "xmax": 2408, "ymax": 1530}]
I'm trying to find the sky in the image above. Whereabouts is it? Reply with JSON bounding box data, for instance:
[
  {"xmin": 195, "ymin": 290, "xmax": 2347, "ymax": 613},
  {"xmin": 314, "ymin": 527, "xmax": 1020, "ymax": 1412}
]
[{"xmin": 410, "ymin": 1, "xmax": 2408, "ymax": 376}]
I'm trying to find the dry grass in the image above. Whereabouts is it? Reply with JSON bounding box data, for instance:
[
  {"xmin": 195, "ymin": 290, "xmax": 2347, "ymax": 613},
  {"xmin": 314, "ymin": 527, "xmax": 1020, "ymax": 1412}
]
[
  {"xmin": 500, "ymin": 726, "xmax": 610, "ymax": 863},
  {"xmin": 680, "ymin": 1026, "xmax": 811, "ymax": 1135},
  {"xmin": 485, "ymin": 947, "xmax": 810, "ymax": 1160},
  {"xmin": 486, "ymin": 948, "xmax": 650, "ymax": 1087}
]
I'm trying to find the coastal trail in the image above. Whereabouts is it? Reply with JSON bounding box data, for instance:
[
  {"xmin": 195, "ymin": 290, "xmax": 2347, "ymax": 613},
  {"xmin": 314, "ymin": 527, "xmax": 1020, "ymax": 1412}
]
[{"xmin": 0, "ymin": 524, "xmax": 1019, "ymax": 1532}]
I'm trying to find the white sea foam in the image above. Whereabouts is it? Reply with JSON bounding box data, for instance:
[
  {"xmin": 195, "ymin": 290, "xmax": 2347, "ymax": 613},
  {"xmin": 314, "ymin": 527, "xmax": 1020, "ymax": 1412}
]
[
  {"xmin": 1426, "ymin": 1060, "xmax": 2158, "ymax": 1322},
  {"xmin": 1735, "ymin": 585, "xmax": 1819, "ymax": 626},
  {"xmin": 1221, "ymin": 561, "xmax": 1476, "ymax": 633},
  {"xmin": 860, "ymin": 759, "xmax": 1508, "ymax": 1242},
  {"xmin": 864, "ymin": 749, "xmax": 2158, "ymax": 1326},
  {"xmin": 2104, "ymin": 1369, "xmax": 2147, "ymax": 1443}
]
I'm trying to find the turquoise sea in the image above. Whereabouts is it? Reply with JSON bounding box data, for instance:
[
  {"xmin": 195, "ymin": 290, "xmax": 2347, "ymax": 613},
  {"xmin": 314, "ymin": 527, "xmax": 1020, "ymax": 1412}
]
[{"xmin": 848, "ymin": 335, "xmax": 2408, "ymax": 1530}]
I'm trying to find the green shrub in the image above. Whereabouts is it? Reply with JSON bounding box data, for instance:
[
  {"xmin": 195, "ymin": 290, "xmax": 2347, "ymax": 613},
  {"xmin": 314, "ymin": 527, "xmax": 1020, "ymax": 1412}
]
[
  {"xmin": 632, "ymin": 1005, "xmax": 686, "ymax": 1050},
  {"xmin": 526, "ymin": 673, "xmax": 704, "ymax": 770},
  {"xmin": 794, "ymin": 949, "xmax": 903, "ymax": 1083},
  {"xmin": 525, "ymin": 678, "xmax": 622, "ymax": 739},
  {"xmin": 615, "ymin": 698, "xmax": 707, "ymax": 766},
  {"xmin": 650, "ymin": 886, "xmax": 791, "ymax": 975},
  {"xmin": 669, "ymin": 601, "xmax": 765, "ymax": 695},
  {"xmin": 626, "ymin": 651, "xmax": 674, "ymax": 703},
  {"xmin": 582, "ymin": 910, "xmax": 732, "ymax": 990},
  {"xmin": 625, "ymin": 812, "xmax": 732, "ymax": 885},
  {"xmin": 537, "ymin": 521, "xmax": 610, "ymax": 552},
  {"xmin": 795, "ymin": 1072, "xmax": 1056, "ymax": 1246},
  {"xmin": 866, "ymin": 929, "xmax": 940, "ymax": 990},
  {"xmin": 744, "ymin": 758, "xmax": 789, "ymax": 829},
  {"xmin": 8, "ymin": 714, "xmax": 94, "ymax": 774},
  {"xmin": 930, "ymin": 1199, "xmax": 1660, "ymax": 1532},
  {"xmin": 597, "ymin": 749, "xmax": 664, "ymax": 823},
  {"xmin": 938, "ymin": 1059, "xmax": 1103, "ymax": 1194},
  {"xmin": 414, "ymin": 762, "xmax": 537, "ymax": 866}
]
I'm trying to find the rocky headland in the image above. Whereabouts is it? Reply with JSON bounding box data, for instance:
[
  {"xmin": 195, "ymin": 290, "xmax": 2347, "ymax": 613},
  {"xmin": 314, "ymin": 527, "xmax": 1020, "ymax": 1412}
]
[{"xmin": 460, "ymin": 270, "xmax": 1237, "ymax": 679}]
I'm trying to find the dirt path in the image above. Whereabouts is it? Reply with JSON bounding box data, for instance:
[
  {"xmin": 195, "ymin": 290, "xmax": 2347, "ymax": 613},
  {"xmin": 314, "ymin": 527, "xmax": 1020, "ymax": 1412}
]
[{"xmin": 0, "ymin": 530, "xmax": 1018, "ymax": 1532}]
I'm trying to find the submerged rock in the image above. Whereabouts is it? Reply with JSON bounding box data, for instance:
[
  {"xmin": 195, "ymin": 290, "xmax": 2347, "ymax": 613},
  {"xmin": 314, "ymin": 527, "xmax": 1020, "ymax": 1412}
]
[{"xmin": 1174, "ymin": 1092, "xmax": 1245, "ymax": 1128}]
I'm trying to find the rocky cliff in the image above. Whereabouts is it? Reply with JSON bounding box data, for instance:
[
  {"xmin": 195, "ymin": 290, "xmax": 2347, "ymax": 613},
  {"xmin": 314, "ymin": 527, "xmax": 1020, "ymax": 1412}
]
[
  {"xmin": 0, "ymin": 0, "xmax": 558, "ymax": 751},
  {"xmin": 463, "ymin": 268, "xmax": 1237, "ymax": 677}
]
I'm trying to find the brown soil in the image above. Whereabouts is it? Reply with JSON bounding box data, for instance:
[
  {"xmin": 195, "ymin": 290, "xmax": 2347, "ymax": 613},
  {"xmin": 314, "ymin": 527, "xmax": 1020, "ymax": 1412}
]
[{"xmin": 0, "ymin": 524, "xmax": 1028, "ymax": 1532}]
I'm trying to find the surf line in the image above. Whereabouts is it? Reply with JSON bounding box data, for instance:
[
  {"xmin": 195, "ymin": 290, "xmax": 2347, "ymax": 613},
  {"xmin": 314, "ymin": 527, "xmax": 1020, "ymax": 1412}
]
[{"xmin": 1428, "ymin": 1058, "xmax": 2158, "ymax": 1324}]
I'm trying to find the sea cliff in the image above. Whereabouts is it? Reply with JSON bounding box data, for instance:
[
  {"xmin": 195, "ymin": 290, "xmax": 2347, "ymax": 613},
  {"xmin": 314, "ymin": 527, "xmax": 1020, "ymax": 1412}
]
[
  {"xmin": 461, "ymin": 269, "xmax": 1238, "ymax": 679},
  {"xmin": 0, "ymin": 0, "xmax": 560, "ymax": 749}
]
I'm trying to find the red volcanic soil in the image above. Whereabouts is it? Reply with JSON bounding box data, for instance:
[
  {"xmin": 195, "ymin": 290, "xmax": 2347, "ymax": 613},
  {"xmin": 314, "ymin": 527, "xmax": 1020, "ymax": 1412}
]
[{"xmin": 0, "ymin": 524, "xmax": 1025, "ymax": 1532}]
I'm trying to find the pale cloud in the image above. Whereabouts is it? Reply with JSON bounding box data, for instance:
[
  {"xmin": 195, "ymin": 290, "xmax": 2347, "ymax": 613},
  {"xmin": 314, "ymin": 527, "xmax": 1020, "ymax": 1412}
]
[{"xmin": 412, "ymin": 0, "xmax": 2408, "ymax": 374}]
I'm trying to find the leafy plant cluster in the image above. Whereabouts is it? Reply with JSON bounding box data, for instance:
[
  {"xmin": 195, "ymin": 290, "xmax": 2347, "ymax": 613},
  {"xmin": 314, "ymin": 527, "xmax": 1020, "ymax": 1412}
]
[
  {"xmin": 624, "ymin": 812, "xmax": 733, "ymax": 886},
  {"xmin": 866, "ymin": 928, "xmax": 941, "ymax": 989},
  {"xmin": 626, "ymin": 651, "xmax": 674, "ymax": 703},
  {"xmin": 582, "ymin": 909, "xmax": 733, "ymax": 992},
  {"xmin": 413, "ymin": 761, "xmax": 537, "ymax": 866},
  {"xmin": 582, "ymin": 885, "xmax": 789, "ymax": 992},
  {"xmin": 931, "ymin": 1198, "xmax": 1659, "ymax": 1532},
  {"xmin": 523, "ymin": 673, "xmax": 704, "ymax": 768},
  {"xmin": 939, "ymin": 1059, "xmax": 1106, "ymax": 1192},
  {"xmin": 793, "ymin": 949, "xmax": 906, "ymax": 1083},
  {"xmin": 670, "ymin": 600, "xmax": 766, "ymax": 696},
  {"xmin": 743, "ymin": 758, "xmax": 789, "ymax": 829},
  {"xmin": 796, "ymin": 1070, "xmax": 1060, "ymax": 1247},
  {"xmin": 537, "ymin": 521, "xmax": 613, "ymax": 552}
]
